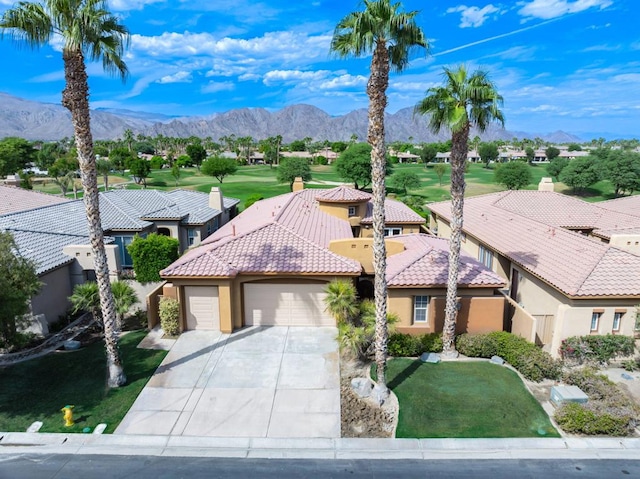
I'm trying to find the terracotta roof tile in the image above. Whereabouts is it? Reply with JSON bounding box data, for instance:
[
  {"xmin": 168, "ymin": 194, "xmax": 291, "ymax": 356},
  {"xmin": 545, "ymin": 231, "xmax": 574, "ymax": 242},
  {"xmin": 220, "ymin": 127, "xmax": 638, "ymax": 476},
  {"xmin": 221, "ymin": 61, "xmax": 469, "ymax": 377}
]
[
  {"xmin": 428, "ymin": 191, "xmax": 640, "ymax": 297},
  {"xmin": 0, "ymin": 185, "xmax": 68, "ymax": 215},
  {"xmin": 316, "ymin": 186, "xmax": 371, "ymax": 202},
  {"xmin": 361, "ymin": 198, "xmax": 425, "ymax": 224}
]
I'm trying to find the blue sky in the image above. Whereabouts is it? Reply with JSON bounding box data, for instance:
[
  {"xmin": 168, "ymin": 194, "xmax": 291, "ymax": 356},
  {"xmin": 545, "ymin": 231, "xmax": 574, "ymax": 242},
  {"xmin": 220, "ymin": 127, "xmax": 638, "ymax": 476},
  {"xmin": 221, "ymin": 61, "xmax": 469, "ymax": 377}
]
[{"xmin": 0, "ymin": 0, "xmax": 638, "ymax": 139}]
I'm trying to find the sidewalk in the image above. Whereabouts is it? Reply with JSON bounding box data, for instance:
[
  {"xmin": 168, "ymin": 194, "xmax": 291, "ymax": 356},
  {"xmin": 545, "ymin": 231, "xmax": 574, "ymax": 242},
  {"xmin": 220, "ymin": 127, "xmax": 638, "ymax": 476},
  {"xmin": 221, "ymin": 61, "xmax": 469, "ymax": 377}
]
[{"xmin": 1, "ymin": 432, "xmax": 639, "ymax": 460}]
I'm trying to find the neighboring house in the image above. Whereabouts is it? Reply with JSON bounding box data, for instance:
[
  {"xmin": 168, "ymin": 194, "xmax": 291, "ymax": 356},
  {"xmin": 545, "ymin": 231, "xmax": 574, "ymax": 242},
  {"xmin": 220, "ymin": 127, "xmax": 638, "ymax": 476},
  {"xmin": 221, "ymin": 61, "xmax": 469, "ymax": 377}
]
[
  {"xmin": 0, "ymin": 187, "xmax": 239, "ymax": 328},
  {"xmin": 0, "ymin": 184, "xmax": 69, "ymax": 215},
  {"xmin": 428, "ymin": 188, "xmax": 640, "ymax": 356},
  {"xmin": 160, "ymin": 184, "xmax": 506, "ymax": 336}
]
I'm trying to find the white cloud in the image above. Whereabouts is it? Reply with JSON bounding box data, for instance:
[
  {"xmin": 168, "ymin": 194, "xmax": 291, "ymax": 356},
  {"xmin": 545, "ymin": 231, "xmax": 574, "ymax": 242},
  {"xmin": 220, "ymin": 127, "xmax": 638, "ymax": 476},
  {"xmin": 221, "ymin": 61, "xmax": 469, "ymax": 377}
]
[
  {"xmin": 581, "ymin": 44, "xmax": 621, "ymax": 52},
  {"xmin": 318, "ymin": 74, "xmax": 367, "ymax": 90},
  {"xmin": 156, "ymin": 71, "xmax": 192, "ymax": 84},
  {"xmin": 263, "ymin": 70, "xmax": 329, "ymax": 86},
  {"xmin": 517, "ymin": 0, "xmax": 613, "ymax": 20},
  {"xmin": 107, "ymin": 0, "xmax": 165, "ymax": 11},
  {"xmin": 201, "ymin": 81, "xmax": 235, "ymax": 93},
  {"xmin": 28, "ymin": 70, "xmax": 65, "ymax": 83},
  {"xmin": 446, "ymin": 4, "xmax": 501, "ymax": 28}
]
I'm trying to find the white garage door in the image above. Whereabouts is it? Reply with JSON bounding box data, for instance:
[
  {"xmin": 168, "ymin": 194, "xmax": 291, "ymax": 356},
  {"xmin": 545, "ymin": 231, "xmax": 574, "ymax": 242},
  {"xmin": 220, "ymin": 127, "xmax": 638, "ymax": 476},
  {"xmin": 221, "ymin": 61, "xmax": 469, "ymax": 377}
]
[
  {"xmin": 184, "ymin": 286, "xmax": 220, "ymax": 330},
  {"xmin": 244, "ymin": 283, "xmax": 334, "ymax": 326}
]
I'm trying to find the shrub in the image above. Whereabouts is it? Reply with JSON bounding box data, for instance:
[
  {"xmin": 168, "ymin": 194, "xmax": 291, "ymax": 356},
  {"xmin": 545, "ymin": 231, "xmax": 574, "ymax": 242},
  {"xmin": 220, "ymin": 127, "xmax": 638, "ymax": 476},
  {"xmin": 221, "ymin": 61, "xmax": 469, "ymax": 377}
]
[
  {"xmin": 158, "ymin": 297, "xmax": 180, "ymax": 336},
  {"xmin": 559, "ymin": 335, "xmax": 636, "ymax": 365},
  {"xmin": 244, "ymin": 194, "xmax": 264, "ymax": 209},
  {"xmin": 555, "ymin": 367, "xmax": 640, "ymax": 435},
  {"xmin": 456, "ymin": 331, "xmax": 562, "ymax": 382},
  {"xmin": 127, "ymin": 233, "xmax": 180, "ymax": 283},
  {"xmin": 388, "ymin": 333, "xmax": 442, "ymax": 357}
]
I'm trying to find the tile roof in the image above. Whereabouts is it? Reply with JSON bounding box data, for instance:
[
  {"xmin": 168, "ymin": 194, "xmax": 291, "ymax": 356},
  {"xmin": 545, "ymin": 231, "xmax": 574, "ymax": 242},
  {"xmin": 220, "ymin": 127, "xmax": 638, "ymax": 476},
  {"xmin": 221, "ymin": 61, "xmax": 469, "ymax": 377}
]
[
  {"xmin": 428, "ymin": 191, "xmax": 640, "ymax": 297},
  {"xmin": 361, "ymin": 197, "xmax": 425, "ymax": 224},
  {"xmin": 163, "ymin": 186, "xmax": 497, "ymax": 291},
  {"xmin": 597, "ymin": 195, "xmax": 640, "ymax": 217},
  {"xmin": 0, "ymin": 185, "xmax": 69, "ymax": 215},
  {"xmin": 386, "ymin": 234, "xmax": 505, "ymax": 288},
  {"xmin": 316, "ymin": 186, "xmax": 372, "ymax": 202}
]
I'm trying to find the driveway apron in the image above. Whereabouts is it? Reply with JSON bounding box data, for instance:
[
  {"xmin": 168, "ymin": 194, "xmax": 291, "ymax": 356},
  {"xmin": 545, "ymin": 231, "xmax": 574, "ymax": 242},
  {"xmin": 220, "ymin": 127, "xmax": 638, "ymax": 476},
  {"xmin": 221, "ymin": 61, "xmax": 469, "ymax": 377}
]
[{"xmin": 115, "ymin": 326, "xmax": 340, "ymax": 438}]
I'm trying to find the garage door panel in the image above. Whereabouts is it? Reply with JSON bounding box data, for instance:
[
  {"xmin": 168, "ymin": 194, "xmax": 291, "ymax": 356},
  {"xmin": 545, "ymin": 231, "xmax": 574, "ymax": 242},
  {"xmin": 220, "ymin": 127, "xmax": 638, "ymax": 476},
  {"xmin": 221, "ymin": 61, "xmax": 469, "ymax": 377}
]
[
  {"xmin": 244, "ymin": 283, "xmax": 334, "ymax": 326},
  {"xmin": 185, "ymin": 286, "xmax": 220, "ymax": 330}
]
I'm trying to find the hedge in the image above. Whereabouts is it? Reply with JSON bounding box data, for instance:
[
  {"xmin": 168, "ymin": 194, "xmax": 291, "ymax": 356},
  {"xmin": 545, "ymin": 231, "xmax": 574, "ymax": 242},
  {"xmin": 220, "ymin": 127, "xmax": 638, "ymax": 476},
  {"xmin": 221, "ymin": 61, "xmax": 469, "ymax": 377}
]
[
  {"xmin": 456, "ymin": 331, "xmax": 562, "ymax": 382},
  {"xmin": 559, "ymin": 335, "xmax": 636, "ymax": 365},
  {"xmin": 388, "ymin": 333, "xmax": 443, "ymax": 357}
]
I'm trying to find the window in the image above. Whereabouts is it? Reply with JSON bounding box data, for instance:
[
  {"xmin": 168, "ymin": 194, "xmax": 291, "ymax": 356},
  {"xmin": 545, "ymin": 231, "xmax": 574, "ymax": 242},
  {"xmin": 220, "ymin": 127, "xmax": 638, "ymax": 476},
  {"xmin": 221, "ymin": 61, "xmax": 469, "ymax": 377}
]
[
  {"xmin": 187, "ymin": 228, "xmax": 197, "ymax": 246},
  {"xmin": 478, "ymin": 245, "xmax": 493, "ymax": 269},
  {"xmin": 384, "ymin": 227, "xmax": 402, "ymax": 236},
  {"xmin": 590, "ymin": 312, "xmax": 601, "ymax": 332},
  {"xmin": 613, "ymin": 312, "xmax": 623, "ymax": 332},
  {"xmin": 348, "ymin": 205, "xmax": 357, "ymax": 217},
  {"xmin": 414, "ymin": 296, "xmax": 429, "ymax": 323},
  {"xmin": 113, "ymin": 235, "xmax": 134, "ymax": 267}
]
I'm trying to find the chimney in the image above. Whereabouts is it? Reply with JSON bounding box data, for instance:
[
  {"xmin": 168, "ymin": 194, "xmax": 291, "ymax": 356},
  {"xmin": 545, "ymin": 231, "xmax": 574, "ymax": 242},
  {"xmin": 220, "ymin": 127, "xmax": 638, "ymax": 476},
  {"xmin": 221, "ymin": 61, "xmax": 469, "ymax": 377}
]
[
  {"xmin": 292, "ymin": 176, "xmax": 305, "ymax": 192},
  {"xmin": 209, "ymin": 186, "xmax": 224, "ymax": 211},
  {"xmin": 538, "ymin": 177, "xmax": 554, "ymax": 192}
]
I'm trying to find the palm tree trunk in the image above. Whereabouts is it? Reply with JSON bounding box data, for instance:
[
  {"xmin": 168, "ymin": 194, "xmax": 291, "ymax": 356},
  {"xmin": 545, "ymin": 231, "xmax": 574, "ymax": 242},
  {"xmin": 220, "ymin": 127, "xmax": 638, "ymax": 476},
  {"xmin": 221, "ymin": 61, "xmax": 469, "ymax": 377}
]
[
  {"xmin": 442, "ymin": 125, "xmax": 470, "ymax": 357},
  {"xmin": 62, "ymin": 48, "xmax": 126, "ymax": 387},
  {"xmin": 368, "ymin": 40, "xmax": 390, "ymax": 401}
]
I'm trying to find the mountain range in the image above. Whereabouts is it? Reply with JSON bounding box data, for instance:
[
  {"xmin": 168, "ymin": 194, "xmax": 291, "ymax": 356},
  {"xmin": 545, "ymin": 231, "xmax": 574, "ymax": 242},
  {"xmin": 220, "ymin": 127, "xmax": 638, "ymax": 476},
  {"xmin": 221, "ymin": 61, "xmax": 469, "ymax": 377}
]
[{"xmin": 0, "ymin": 92, "xmax": 582, "ymax": 144}]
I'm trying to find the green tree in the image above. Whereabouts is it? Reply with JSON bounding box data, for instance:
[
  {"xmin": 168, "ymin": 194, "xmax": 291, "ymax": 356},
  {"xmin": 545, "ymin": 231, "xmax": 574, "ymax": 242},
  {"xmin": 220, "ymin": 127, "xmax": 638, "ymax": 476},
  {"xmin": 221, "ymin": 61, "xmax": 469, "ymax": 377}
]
[
  {"xmin": 1, "ymin": 0, "xmax": 131, "ymax": 387},
  {"xmin": 494, "ymin": 162, "xmax": 533, "ymax": 190},
  {"xmin": 478, "ymin": 142, "xmax": 499, "ymax": 168},
  {"xmin": 129, "ymin": 158, "xmax": 150, "ymax": 187},
  {"xmin": 186, "ymin": 143, "xmax": 207, "ymax": 171},
  {"xmin": 390, "ymin": 170, "xmax": 420, "ymax": 194},
  {"xmin": 48, "ymin": 155, "xmax": 79, "ymax": 196},
  {"xmin": 201, "ymin": 156, "xmax": 239, "ymax": 183},
  {"xmin": 288, "ymin": 139, "xmax": 306, "ymax": 152},
  {"xmin": 419, "ymin": 143, "xmax": 438, "ymax": 166},
  {"xmin": 545, "ymin": 146, "xmax": 560, "ymax": 161},
  {"xmin": 276, "ymin": 157, "xmax": 312, "ymax": 190},
  {"xmin": 0, "ymin": 137, "xmax": 35, "ymax": 176},
  {"xmin": 127, "ymin": 233, "xmax": 179, "ymax": 283},
  {"xmin": 602, "ymin": 150, "xmax": 640, "ymax": 197},
  {"xmin": 332, "ymin": 0, "xmax": 427, "ymax": 396},
  {"xmin": 559, "ymin": 156, "xmax": 601, "ymax": 194},
  {"xmin": 567, "ymin": 143, "xmax": 582, "ymax": 152},
  {"xmin": 149, "ymin": 155, "xmax": 164, "ymax": 170},
  {"xmin": 334, "ymin": 142, "xmax": 374, "ymax": 189},
  {"xmin": 546, "ymin": 157, "xmax": 568, "ymax": 181},
  {"xmin": 324, "ymin": 279, "xmax": 359, "ymax": 325},
  {"xmin": 433, "ymin": 163, "xmax": 448, "ymax": 186},
  {"xmin": 0, "ymin": 232, "xmax": 41, "ymax": 346},
  {"xmin": 171, "ymin": 163, "xmax": 181, "ymax": 187},
  {"xmin": 415, "ymin": 65, "xmax": 504, "ymax": 357},
  {"xmin": 109, "ymin": 147, "xmax": 133, "ymax": 174},
  {"xmin": 96, "ymin": 158, "xmax": 111, "ymax": 191},
  {"xmin": 525, "ymin": 146, "xmax": 535, "ymax": 164}
]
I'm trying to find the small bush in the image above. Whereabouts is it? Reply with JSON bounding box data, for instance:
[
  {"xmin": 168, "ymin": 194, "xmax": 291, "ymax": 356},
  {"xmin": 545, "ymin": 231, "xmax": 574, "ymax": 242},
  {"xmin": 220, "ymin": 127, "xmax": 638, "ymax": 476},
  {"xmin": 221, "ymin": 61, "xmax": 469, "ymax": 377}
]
[
  {"xmin": 555, "ymin": 367, "xmax": 640, "ymax": 436},
  {"xmin": 559, "ymin": 335, "xmax": 636, "ymax": 365},
  {"xmin": 622, "ymin": 359, "xmax": 638, "ymax": 372},
  {"xmin": 456, "ymin": 331, "xmax": 562, "ymax": 382},
  {"xmin": 245, "ymin": 194, "xmax": 264, "ymax": 209},
  {"xmin": 158, "ymin": 297, "xmax": 180, "ymax": 336},
  {"xmin": 388, "ymin": 333, "xmax": 442, "ymax": 357}
]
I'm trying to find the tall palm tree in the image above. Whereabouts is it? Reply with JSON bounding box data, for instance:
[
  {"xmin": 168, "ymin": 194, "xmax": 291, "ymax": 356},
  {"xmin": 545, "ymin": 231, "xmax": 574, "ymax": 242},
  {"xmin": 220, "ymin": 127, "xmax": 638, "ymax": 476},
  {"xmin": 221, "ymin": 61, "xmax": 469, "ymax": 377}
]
[
  {"xmin": 331, "ymin": 0, "xmax": 427, "ymax": 397},
  {"xmin": 1, "ymin": 0, "xmax": 130, "ymax": 387},
  {"xmin": 415, "ymin": 65, "xmax": 504, "ymax": 357}
]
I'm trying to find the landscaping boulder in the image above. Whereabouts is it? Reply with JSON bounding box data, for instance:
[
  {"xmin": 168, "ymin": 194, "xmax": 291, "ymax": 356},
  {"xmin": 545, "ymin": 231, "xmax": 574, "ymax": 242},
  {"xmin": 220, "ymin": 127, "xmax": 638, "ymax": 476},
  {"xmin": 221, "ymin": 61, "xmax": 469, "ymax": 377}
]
[
  {"xmin": 490, "ymin": 355, "xmax": 505, "ymax": 365},
  {"xmin": 420, "ymin": 352, "xmax": 441, "ymax": 363},
  {"xmin": 351, "ymin": 377, "xmax": 373, "ymax": 398}
]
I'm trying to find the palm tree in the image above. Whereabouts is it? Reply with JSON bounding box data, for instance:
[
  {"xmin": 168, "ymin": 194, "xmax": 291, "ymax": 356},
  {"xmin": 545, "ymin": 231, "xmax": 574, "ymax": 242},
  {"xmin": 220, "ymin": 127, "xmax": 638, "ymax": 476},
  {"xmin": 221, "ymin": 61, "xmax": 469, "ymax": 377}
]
[
  {"xmin": 331, "ymin": 0, "xmax": 427, "ymax": 398},
  {"xmin": 111, "ymin": 280, "xmax": 138, "ymax": 330},
  {"xmin": 70, "ymin": 282, "xmax": 101, "ymax": 320},
  {"xmin": 1, "ymin": 0, "xmax": 130, "ymax": 387},
  {"xmin": 324, "ymin": 279, "xmax": 359, "ymax": 325},
  {"xmin": 415, "ymin": 65, "xmax": 504, "ymax": 357}
]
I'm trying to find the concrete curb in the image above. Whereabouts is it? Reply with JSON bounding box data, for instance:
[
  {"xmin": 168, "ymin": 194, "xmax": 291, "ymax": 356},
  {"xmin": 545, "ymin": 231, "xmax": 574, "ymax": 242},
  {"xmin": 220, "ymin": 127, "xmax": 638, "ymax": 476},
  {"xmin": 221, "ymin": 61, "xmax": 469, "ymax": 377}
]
[{"xmin": 1, "ymin": 433, "xmax": 639, "ymax": 460}]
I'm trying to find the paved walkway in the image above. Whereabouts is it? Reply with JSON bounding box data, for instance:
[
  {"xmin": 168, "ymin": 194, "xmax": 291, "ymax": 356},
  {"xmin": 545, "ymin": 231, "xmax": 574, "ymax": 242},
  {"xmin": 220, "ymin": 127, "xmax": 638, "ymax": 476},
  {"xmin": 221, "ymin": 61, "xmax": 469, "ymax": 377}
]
[{"xmin": 115, "ymin": 326, "xmax": 340, "ymax": 438}]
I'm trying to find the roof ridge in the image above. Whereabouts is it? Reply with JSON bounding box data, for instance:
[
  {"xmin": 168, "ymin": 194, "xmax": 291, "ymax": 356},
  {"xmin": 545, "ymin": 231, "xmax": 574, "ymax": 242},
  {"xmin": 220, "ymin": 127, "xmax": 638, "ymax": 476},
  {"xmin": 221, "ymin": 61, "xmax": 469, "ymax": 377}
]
[
  {"xmin": 573, "ymin": 246, "xmax": 622, "ymax": 296},
  {"xmin": 387, "ymin": 241, "xmax": 433, "ymax": 283},
  {"xmin": 273, "ymin": 190, "xmax": 304, "ymax": 222},
  {"xmin": 99, "ymin": 192, "xmax": 146, "ymax": 227}
]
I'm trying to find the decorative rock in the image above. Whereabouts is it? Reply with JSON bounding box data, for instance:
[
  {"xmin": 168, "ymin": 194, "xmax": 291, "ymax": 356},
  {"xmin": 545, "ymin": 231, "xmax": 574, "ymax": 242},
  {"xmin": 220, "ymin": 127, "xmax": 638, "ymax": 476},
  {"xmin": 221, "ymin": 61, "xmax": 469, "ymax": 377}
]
[
  {"xmin": 621, "ymin": 373, "xmax": 634, "ymax": 380},
  {"xmin": 371, "ymin": 383, "xmax": 389, "ymax": 406},
  {"xmin": 350, "ymin": 377, "xmax": 373, "ymax": 398},
  {"xmin": 420, "ymin": 352, "xmax": 441, "ymax": 363},
  {"xmin": 93, "ymin": 423, "xmax": 107, "ymax": 434},
  {"xmin": 26, "ymin": 421, "xmax": 43, "ymax": 433},
  {"xmin": 63, "ymin": 340, "xmax": 81, "ymax": 351},
  {"xmin": 490, "ymin": 355, "xmax": 505, "ymax": 365}
]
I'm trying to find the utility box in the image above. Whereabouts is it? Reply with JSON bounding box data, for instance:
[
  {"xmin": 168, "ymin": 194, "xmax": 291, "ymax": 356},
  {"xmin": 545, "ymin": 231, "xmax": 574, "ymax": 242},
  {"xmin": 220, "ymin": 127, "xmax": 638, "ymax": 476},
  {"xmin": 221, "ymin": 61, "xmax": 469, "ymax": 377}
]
[{"xmin": 550, "ymin": 385, "xmax": 588, "ymax": 407}]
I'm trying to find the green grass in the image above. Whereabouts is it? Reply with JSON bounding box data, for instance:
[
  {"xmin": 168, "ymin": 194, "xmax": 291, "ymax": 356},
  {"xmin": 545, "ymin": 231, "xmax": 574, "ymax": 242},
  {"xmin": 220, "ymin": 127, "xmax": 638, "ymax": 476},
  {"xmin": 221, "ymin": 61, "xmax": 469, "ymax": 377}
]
[
  {"xmin": 380, "ymin": 359, "xmax": 559, "ymax": 438},
  {"xmin": 0, "ymin": 330, "xmax": 167, "ymax": 434},
  {"xmin": 31, "ymin": 162, "xmax": 622, "ymax": 207}
]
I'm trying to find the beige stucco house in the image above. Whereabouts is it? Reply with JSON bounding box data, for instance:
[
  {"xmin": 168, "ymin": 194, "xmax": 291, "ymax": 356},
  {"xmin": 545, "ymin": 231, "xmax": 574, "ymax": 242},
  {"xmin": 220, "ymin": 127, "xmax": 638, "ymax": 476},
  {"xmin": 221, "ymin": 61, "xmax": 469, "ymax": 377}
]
[
  {"xmin": 160, "ymin": 184, "xmax": 506, "ymax": 335},
  {"xmin": 428, "ymin": 189, "xmax": 640, "ymax": 356}
]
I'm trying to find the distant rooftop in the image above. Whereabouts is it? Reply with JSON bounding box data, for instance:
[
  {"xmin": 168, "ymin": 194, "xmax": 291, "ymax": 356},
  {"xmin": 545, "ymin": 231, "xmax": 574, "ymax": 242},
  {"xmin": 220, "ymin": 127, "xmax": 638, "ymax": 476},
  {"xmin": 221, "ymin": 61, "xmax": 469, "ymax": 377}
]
[{"xmin": 0, "ymin": 184, "xmax": 69, "ymax": 215}]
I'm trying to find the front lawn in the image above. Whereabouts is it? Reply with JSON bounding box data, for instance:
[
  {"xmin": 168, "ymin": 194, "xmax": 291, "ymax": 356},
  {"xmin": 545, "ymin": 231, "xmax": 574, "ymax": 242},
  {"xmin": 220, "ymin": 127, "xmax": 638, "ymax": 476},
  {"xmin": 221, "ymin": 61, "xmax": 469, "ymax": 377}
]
[
  {"xmin": 382, "ymin": 359, "xmax": 559, "ymax": 438},
  {"xmin": 0, "ymin": 330, "xmax": 166, "ymax": 434}
]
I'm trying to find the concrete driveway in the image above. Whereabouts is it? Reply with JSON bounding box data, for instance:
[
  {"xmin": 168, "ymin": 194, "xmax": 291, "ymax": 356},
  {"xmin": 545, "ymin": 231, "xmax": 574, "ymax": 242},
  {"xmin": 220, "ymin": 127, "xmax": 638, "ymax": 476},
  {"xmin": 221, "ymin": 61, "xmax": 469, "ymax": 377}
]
[{"xmin": 115, "ymin": 326, "xmax": 340, "ymax": 438}]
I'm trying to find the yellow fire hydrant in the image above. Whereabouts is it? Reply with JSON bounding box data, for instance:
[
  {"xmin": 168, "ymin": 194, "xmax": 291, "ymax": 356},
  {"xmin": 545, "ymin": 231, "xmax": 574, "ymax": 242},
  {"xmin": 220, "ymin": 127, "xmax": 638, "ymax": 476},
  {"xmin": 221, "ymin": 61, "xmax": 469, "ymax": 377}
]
[{"xmin": 61, "ymin": 405, "xmax": 74, "ymax": 427}]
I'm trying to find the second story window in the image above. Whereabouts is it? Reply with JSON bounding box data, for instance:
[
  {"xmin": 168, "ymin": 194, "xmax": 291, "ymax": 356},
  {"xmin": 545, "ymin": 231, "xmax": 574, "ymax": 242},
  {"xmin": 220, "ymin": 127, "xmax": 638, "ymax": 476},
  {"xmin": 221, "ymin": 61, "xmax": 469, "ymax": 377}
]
[
  {"xmin": 348, "ymin": 206, "xmax": 357, "ymax": 217},
  {"xmin": 187, "ymin": 228, "xmax": 197, "ymax": 246},
  {"xmin": 478, "ymin": 244, "xmax": 493, "ymax": 269}
]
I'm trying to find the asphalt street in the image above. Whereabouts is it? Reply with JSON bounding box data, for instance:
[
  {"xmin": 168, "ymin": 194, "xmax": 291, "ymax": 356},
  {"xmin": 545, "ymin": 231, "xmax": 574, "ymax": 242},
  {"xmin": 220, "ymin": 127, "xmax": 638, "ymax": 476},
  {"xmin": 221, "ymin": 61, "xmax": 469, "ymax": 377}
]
[{"xmin": 1, "ymin": 455, "xmax": 639, "ymax": 479}]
